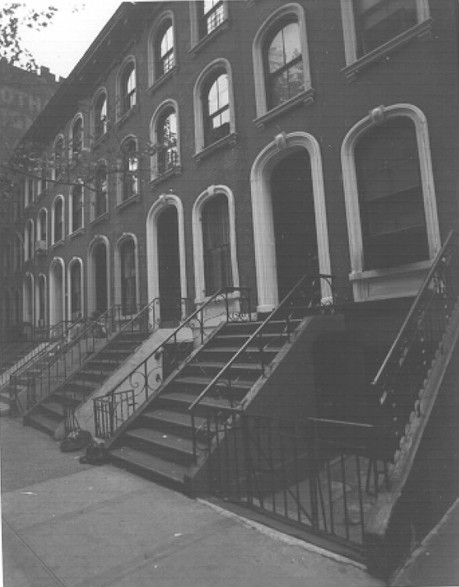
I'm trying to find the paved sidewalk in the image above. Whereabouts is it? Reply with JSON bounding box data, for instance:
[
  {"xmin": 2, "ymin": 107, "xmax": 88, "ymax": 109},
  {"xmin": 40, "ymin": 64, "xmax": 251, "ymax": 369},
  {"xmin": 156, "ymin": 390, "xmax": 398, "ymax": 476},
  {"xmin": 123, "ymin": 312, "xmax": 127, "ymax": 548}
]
[{"xmin": 1, "ymin": 417, "xmax": 384, "ymax": 587}]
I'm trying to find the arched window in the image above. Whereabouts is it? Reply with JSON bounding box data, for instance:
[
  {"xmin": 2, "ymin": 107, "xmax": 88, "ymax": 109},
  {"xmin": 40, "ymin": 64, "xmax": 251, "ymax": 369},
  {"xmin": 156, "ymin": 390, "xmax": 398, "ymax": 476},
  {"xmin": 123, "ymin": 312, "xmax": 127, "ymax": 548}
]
[
  {"xmin": 14, "ymin": 235, "xmax": 22, "ymax": 270},
  {"xmin": 53, "ymin": 197, "xmax": 64, "ymax": 243},
  {"xmin": 54, "ymin": 136, "xmax": 65, "ymax": 179},
  {"xmin": 157, "ymin": 21, "xmax": 174, "ymax": 77},
  {"xmin": 119, "ymin": 61, "xmax": 136, "ymax": 116},
  {"xmin": 264, "ymin": 19, "xmax": 304, "ymax": 110},
  {"xmin": 156, "ymin": 107, "xmax": 178, "ymax": 175},
  {"xmin": 69, "ymin": 261, "xmax": 83, "ymax": 320},
  {"xmin": 37, "ymin": 274, "xmax": 47, "ymax": 326},
  {"xmin": 119, "ymin": 239, "xmax": 137, "ymax": 315},
  {"xmin": 94, "ymin": 91, "xmax": 107, "ymax": 139},
  {"xmin": 37, "ymin": 208, "xmax": 47, "ymax": 251},
  {"xmin": 200, "ymin": 0, "xmax": 225, "ymax": 36},
  {"xmin": 204, "ymin": 71, "xmax": 229, "ymax": 146},
  {"xmin": 71, "ymin": 116, "xmax": 83, "ymax": 157},
  {"xmin": 71, "ymin": 184, "xmax": 83, "ymax": 232},
  {"xmin": 120, "ymin": 139, "xmax": 139, "ymax": 201},
  {"xmin": 201, "ymin": 194, "xmax": 232, "ymax": 295},
  {"xmin": 95, "ymin": 163, "xmax": 108, "ymax": 217},
  {"xmin": 24, "ymin": 220, "xmax": 34, "ymax": 260}
]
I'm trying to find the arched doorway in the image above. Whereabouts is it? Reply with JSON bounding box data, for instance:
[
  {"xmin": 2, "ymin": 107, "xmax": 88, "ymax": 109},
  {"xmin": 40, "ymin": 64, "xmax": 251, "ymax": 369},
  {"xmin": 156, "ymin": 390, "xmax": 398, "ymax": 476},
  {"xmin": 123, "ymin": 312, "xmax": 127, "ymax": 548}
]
[
  {"xmin": 119, "ymin": 239, "xmax": 137, "ymax": 316},
  {"xmin": 157, "ymin": 206, "xmax": 181, "ymax": 322},
  {"xmin": 49, "ymin": 260, "xmax": 64, "ymax": 326},
  {"xmin": 92, "ymin": 242, "xmax": 108, "ymax": 315},
  {"xmin": 270, "ymin": 151, "xmax": 318, "ymax": 300},
  {"xmin": 250, "ymin": 133, "xmax": 331, "ymax": 312}
]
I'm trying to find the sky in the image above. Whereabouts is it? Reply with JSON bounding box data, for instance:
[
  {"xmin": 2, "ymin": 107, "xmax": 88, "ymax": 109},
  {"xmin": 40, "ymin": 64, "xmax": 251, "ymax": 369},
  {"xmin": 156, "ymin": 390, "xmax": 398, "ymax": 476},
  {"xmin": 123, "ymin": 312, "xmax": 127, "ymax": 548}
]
[{"xmin": 15, "ymin": 0, "xmax": 125, "ymax": 78}]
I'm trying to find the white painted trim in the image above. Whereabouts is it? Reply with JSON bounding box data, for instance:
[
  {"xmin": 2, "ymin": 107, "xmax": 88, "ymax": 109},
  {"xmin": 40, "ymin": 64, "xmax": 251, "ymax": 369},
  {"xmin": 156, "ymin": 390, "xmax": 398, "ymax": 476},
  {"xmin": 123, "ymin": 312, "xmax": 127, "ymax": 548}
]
[
  {"xmin": 193, "ymin": 58, "xmax": 236, "ymax": 153},
  {"xmin": 87, "ymin": 235, "xmax": 111, "ymax": 316},
  {"xmin": 49, "ymin": 257, "xmax": 65, "ymax": 325},
  {"xmin": 146, "ymin": 194, "xmax": 187, "ymax": 318},
  {"xmin": 250, "ymin": 132, "xmax": 331, "ymax": 313},
  {"xmin": 37, "ymin": 207, "xmax": 48, "ymax": 247},
  {"xmin": 341, "ymin": 103, "xmax": 441, "ymax": 301},
  {"xmin": 149, "ymin": 99, "xmax": 180, "ymax": 181},
  {"xmin": 113, "ymin": 233, "xmax": 140, "ymax": 310},
  {"xmin": 192, "ymin": 185, "xmax": 240, "ymax": 304},
  {"xmin": 252, "ymin": 3, "xmax": 311, "ymax": 118},
  {"xmin": 51, "ymin": 194, "xmax": 65, "ymax": 244}
]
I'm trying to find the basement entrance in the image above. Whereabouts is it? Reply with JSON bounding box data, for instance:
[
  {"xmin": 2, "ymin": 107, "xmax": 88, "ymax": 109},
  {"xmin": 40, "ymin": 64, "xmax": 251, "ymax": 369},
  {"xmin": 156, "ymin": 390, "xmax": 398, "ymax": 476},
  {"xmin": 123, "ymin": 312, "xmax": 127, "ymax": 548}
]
[
  {"xmin": 157, "ymin": 206, "xmax": 181, "ymax": 323},
  {"xmin": 271, "ymin": 151, "xmax": 318, "ymax": 300}
]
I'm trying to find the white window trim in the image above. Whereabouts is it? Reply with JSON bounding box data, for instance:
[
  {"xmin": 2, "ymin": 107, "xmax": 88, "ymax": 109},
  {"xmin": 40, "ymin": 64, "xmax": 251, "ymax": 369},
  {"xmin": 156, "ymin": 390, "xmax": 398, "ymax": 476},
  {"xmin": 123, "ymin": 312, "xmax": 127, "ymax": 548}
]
[
  {"xmin": 192, "ymin": 185, "xmax": 240, "ymax": 304},
  {"xmin": 87, "ymin": 235, "xmax": 111, "ymax": 317},
  {"xmin": 117, "ymin": 56, "xmax": 137, "ymax": 121},
  {"xmin": 67, "ymin": 257, "xmax": 84, "ymax": 321},
  {"xmin": 113, "ymin": 233, "xmax": 140, "ymax": 311},
  {"xmin": 92, "ymin": 87, "xmax": 108, "ymax": 144},
  {"xmin": 23, "ymin": 272, "xmax": 35, "ymax": 324},
  {"xmin": 35, "ymin": 273, "xmax": 48, "ymax": 327},
  {"xmin": 69, "ymin": 184, "xmax": 85, "ymax": 234},
  {"xmin": 149, "ymin": 99, "xmax": 180, "ymax": 182},
  {"xmin": 340, "ymin": 0, "xmax": 432, "ymax": 80},
  {"xmin": 51, "ymin": 195, "xmax": 65, "ymax": 244},
  {"xmin": 252, "ymin": 3, "xmax": 312, "ymax": 121},
  {"xmin": 193, "ymin": 58, "xmax": 236, "ymax": 154},
  {"xmin": 146, "ymin": 194, "xmax": 188, "ymax": 319},
  {"xmin": 148, "ymin": 10, "xmax": 176, "ymax": 88},
  {"xmin": 250, "ymin": 131, "xmax": 332, "ymax": 313},
  {"xmin": 189, "ymin": 1, "xmax": 229, "ymax": 48},
  {"xmin": 49, "ymin": 257, "xmax": 66, "ymax": 326},
  {"xmin": 24, "ymin": 219, "xmax": 35, "ymax": 261},
  {"xmin": 37, "ymin": 207, "xmax": 48, "ymax": 249},
  {"xmin": 341, "ymin": 103, "xmax": 441, "ymax": 301}
]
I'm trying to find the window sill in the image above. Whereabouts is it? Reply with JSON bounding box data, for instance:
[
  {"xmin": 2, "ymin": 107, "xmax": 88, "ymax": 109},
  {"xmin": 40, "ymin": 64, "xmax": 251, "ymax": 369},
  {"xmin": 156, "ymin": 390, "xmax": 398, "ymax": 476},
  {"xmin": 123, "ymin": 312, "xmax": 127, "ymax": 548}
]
[
  {"xmin": 91, "ymin": 212, "xmax": 109, "ymax": 226},
  {"xmin": 150, "ymin": 165, "xmax": 182, "ymax": 188},
  {"xmin": 69, "ymin": 227, "xmax": 84, "ymax": 239},
  {"xmin": 342, "ymin": 19, "xmax": 433, "ymax": 82},
  {"xmin": 147, "ymin": 66, "xmax": 177, "ymax": 94},
  {"xmin": 194, "ymin": 133, "xmax": 237, "ymax": 163},
  {"xmin": 117, "ymin": 193, "xmax": 141, "ymax": 211},
  {"xmin": 188, "ymin": 19, "xmax": 229, "ymax": 56},
  {"xmin": 116, "ymin": 104, "xmax": 139, "ymax": 129},
  {"xmin": 254, "ymin": 88, "xmax": 315, "ymax": 129},
  {"xmin": 349, "ymin": 258, "xmax": 433, "ymax": 282}
]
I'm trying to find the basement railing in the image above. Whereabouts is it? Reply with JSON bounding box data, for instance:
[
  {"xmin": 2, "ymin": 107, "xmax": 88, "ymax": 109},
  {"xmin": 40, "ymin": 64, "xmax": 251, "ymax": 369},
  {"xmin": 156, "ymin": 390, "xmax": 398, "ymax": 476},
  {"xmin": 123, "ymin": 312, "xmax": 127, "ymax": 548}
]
[
  {"xmin": 203, "ymin": 411, "xmax": 390, "ymax": 558},
  {"xmin": 93, "ymin": 287, "xmax": 252, "ymax": 439},
  {"xmin": 14, "ymin": 304, "xmax": 143, "ymax": 415},
  {"xmin": 189, "ymin": 274, "xmax": 337, "ymax": 459},
  {"xmin": 371, "ymin": 230, "xmax": 459, "ymax": 458}
]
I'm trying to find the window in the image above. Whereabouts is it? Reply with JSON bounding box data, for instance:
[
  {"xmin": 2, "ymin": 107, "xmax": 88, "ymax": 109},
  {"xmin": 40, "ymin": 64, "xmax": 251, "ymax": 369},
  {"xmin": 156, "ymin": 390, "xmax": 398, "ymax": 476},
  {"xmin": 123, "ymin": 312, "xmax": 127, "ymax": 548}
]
[
  {"xmin": 119, "ymin": 239, "xmax": 137, "ymax": 314},
  {"xmin": 202, "ymin": 194, "xmax": 232, "ymax": 295},
  {"xmin": 119, "ymin": 61, "xmax": 136, "ymax": 116},
  {"xmin": 264, "ymin": 19, "xmax": 304, "ymax": 110},
  {"xmin": 54, "ymin": 136, "xmax": 65, "ymax": 179},
  {"xmin": 120, "ymin": 139, "xmax": 139, "ymax": 201},
  {"xmin": 27, "ymin": 177, "xmax": 35, "ymax": 204},
  {"xmin": 340, "ymin": 0, "xmax": 431, "ymax": 74},
  {"xmin": 355, "ymin": 117, "xmax": 427, "ymax": 270},
  {"xmin": 155, "ymin": 107, "xmax": 178, "ymax": 175},
  {"xmin": 69, "ymin": 261, "xmax": 82, "ymax": 320},
  {"xmin": 95, "ymin": 163, "xmax": 108, "ymax": 217},
  {"xmin": 201, "ymin": 0, "xmax": 225, "ymax": 36},
  {"xmin": 157, "ymin": 21, "xmax": 174, "ymax": 78},
  {"xmin": 37, "ymin": 275, "xmax": 46, "ymax": 325},
  {"xmin": 14, "ymin": 235, "xmax": 22, "ymax": 270},
  {"xmin": 252, "ymin": 5, "xmax": 313, "ymax": 121},
  {"xmin": 71, "ymin": 116, "xmax": 83, "ymax": 158},
  {"xmin": 53, "ymin": 197, "xmax": 64, "ymax": 243},
  {"xmin": 25, "ymin": 220, "xmax": 34, "ymax": 260},
  {"xmin": 39, "ymin": 162, "xmax": 48, "ymax": 194},
  {"xmin": 204, "ymin": 72, "xmax": 230, "ymax": 146},
  {"xmin": 94, "ymin": 91, "xmax": 107, "ymax": 139},
  {"xmin": 71, "ymin": 184, "xmax": 83, "ymax": 232},
  {"xmin": 37, "ymin": 208, "xmax": 47, "ymax": 249},
  {"xmin": 341, "ymin": 104, "xmax": 441, "ymax": 301}
]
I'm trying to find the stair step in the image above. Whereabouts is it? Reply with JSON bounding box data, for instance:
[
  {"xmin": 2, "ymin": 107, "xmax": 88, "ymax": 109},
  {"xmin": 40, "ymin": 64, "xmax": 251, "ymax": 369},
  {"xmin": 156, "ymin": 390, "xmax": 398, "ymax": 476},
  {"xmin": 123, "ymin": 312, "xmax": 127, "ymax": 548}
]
[
  {"xmin": 40, "ymin": 400, "xmax": 65, "ymax": 417},
  {"xmin": 62, "ymin": 382, "xmax": 94, "ymax": 396},
  {"xmin": 51, "ymin": 393, "xmax": 81, "ymax": 408},
  {"xmin": 174, "ymin": 375, "xmax": 253, "ymax": 390},
  {"xmin": 25, "ymin": 409, "xmax": 62, "ymax": 436},
  {"xmin": 141, "ymin": 409, "xmax": 207, "ymax": 437},
  {"xmin": 187, "ymin": 361, "xmax": 262, "ymax": 372},
  {"xmin": 109, "ymin": 446, "xmax": 188, "ymax": 486},
  {"xmin": 157, "ymin": 391, "xmax": 236, "ymax": 412},
  {"xmin": 124, "ymin": 427, "xmax": 195, "ymax": 464}
]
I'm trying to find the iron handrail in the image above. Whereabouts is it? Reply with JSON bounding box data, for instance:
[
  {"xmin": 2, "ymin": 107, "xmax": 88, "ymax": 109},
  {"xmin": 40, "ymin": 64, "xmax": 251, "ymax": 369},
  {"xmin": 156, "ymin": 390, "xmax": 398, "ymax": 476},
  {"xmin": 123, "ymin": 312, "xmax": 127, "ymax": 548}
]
[
  {"xmin": 102, "ymin": 287, "xmax": 252, "ymax": 401},
  {"xmin": 372, "ymin": 230, "xmax": 456, "ymax": 389},
  {"xmin": 189, "ymin": 274, "xmax": 333, "ymax": 413}
]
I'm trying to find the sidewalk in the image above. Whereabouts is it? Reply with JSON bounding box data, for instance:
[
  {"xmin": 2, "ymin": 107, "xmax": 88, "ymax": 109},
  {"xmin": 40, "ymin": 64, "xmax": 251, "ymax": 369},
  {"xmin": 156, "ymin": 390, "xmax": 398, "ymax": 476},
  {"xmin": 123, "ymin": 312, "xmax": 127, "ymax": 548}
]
[{"xmin": 1, "ymin": 417, "xmax": 384, "ymax": 587}]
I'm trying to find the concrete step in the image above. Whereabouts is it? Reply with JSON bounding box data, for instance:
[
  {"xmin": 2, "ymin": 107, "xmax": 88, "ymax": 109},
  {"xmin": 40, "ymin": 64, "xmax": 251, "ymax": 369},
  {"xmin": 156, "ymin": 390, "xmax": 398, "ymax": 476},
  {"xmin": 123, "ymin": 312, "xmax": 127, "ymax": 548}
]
[
  {"xmin": 157, "ymin": 390, "xmax": 235, "ymax": 413},
  {"xmin": 140, "ymin": 409, "xmax": 207, "ymax": 438},
  {"xmin": 174, "ymin": 375, "xmax": 254, "ymax": 392},
  {"xmin": 24, "ymin": 409, "xmax": 62, "ymax": 437},
  {"xmin": 124, "ymin": 427, "xmax": 195, "ymax": 465}
]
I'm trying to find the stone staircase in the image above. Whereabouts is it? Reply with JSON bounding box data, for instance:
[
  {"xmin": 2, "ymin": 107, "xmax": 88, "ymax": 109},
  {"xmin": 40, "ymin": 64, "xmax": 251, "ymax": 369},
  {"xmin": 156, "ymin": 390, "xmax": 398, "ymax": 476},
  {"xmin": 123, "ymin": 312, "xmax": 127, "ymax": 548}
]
[
  {"xmin": 24, "ymin": 330, "xmax": 148, "ymax": 438},
  {"xmin": 107, "ymin": 318, "xmax": 303, "ymax": 489}
]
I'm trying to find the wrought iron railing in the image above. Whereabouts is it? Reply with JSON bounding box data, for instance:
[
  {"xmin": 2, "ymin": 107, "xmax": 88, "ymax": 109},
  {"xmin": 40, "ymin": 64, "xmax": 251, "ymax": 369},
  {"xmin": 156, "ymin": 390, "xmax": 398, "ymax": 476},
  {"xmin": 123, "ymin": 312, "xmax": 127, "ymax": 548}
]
[
  {"xmin": 12, "ymin": 304, "xmax": 136, "ymax": 415},
  {"xmin": 203, "ymin": 412, "xmax": 389, "ymax": 555},
  {"xmin": 189, "ymin": 274, "xmax": 337, "ymax": 456},
  {"xmin": 371, "ymin": 230, "xmax": 459, "ymax": 457},
  {"xmin": 94, "ymin": 287, "xmax": 252, "ymax": 439}
]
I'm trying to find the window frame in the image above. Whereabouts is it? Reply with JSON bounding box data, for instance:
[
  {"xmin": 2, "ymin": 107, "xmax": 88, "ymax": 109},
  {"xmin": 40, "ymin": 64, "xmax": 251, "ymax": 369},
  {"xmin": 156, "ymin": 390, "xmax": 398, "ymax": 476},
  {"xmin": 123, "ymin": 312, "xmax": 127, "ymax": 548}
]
[
  {"xmin": 150, "ymin": 100, "xmax": 180, "ymax": 181},
  {"xmin": 340, "ymin": 0, "xmax": 431, "ymax": 80},
  {"xmin": 189, "ymin": 1, "xmax": 229, "ymax": 49},
  {"xmin": 93, "ymin": 89, "xmax": 108, "ymax": 141},
  {"xmin": 53, "ymin": 135, "xmax": 66, "ymax": 180},
  {"xmin": 70, "ymin": 183, "xmax": 84, "ymax": 233},
  {"xmin": 252, "ymin": 4, "xmax": 313, "ymax": 123},
  {"xmin": 67, "ymin": 258, "xmax": 84, "ymax": 321},
  {"xmin": 118, "ymin": 58, "xmax": 137, "ymax": 119},
  {"xmin": 341, "ymin": 104, "xmax": 441, "ymax": 301},
  {"xmin": 94, "ymin": 161, "xmax": 108, "ymax": 219},
  {"xmin": 52, "ymin": 195, "xmax": 65, "ymax": 244},
  {"xmin": 37, "ymin": 207, "xmax": 48, "ymax": 249},
  {"xmin": 116, "ymin": 235, "xmax": 139, "ymax": 315},
  {"xmin": 24, "ymin": 219, "xmax": 34, "ymax": 261},
  {"xmin": 71, "ymin": 114, "xmax": 84, "ymax": 160},
  {"xmin": 119, "ymin": 137, "xmax": 139, "ymax": 203}
]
